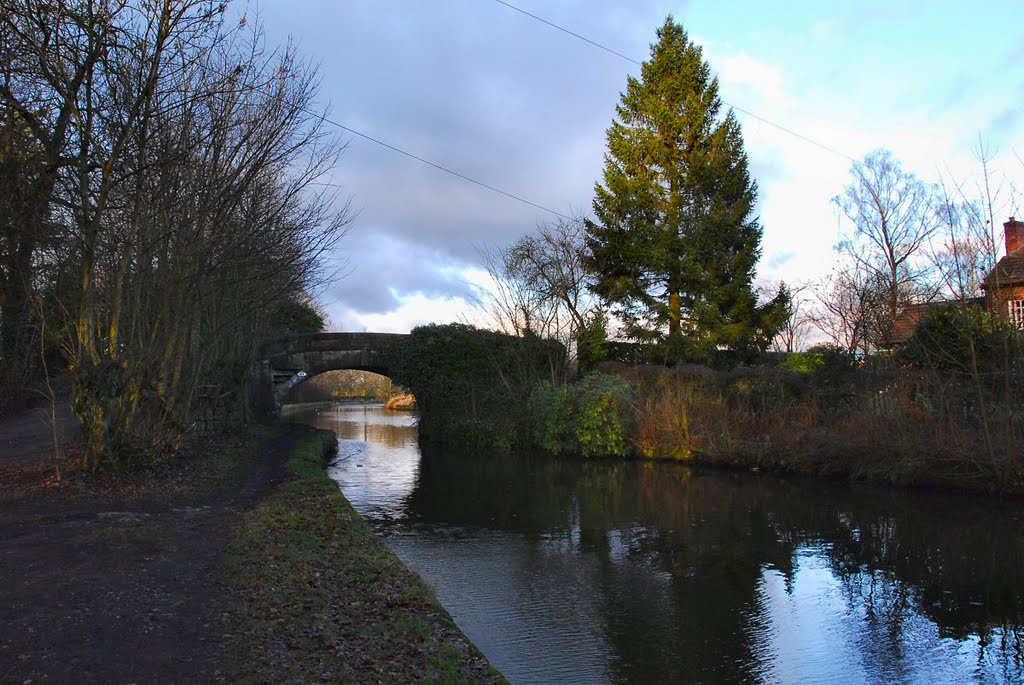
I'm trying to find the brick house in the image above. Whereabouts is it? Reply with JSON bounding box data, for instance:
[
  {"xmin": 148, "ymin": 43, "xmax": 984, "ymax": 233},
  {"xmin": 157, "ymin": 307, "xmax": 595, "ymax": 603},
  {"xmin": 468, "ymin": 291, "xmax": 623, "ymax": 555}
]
[
  {"xmin": 884, "ymin": 217, "xmax": 1023, "ymax": 347},
  {"xmin": 981, "ymin": 216, "xmax": 1024, "ymax": 329}
]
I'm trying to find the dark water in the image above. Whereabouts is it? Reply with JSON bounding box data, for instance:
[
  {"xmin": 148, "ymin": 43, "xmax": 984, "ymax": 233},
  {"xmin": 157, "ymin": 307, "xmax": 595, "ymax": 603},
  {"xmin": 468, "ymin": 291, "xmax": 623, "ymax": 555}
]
[{"xmin": 284, "ymin": 402, "xmax": 1024, "ymax": 685}]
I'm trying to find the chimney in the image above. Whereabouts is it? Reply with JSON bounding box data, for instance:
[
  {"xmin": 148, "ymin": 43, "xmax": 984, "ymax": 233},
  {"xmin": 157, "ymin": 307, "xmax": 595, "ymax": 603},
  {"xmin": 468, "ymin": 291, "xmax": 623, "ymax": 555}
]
[{"xmin": 1006, "ymin": 217, "xmax": 1024, "ymax": 255}]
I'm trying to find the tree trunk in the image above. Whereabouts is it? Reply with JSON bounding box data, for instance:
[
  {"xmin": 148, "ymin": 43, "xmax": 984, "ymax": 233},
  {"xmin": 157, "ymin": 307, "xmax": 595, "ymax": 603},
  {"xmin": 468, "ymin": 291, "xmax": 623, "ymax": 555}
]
[{"xmin": 668, "ymin": 291, "xmax": 681, "ymax": 337}]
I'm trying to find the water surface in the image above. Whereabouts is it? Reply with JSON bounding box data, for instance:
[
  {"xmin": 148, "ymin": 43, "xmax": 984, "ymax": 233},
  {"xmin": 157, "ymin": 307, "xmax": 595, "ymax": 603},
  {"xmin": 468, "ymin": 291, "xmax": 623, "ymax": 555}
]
[{"xmin": 285, "ymin": 402, "xmax": 1024, "ymax": 684}]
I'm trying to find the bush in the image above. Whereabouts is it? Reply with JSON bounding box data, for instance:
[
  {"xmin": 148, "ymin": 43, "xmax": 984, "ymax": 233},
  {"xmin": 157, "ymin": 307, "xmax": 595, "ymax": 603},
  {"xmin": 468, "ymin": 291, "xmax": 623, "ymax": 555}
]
[
  {"xmin": 526, "ymin": 381, "xmax": 565, "ymax": 453},
  {"xmin": 898, "ymin": 304, "xmax": 1021, "ymax": 374},
  {"xmin": 777, "ymin": 351, "xmax": 824, "ymax": 373},
  {"xmin": 574, "ymin": 373, "xmax": 632, "ymax": 456},
  {"xmin": 528, "ymin": 372, "xmax": 632, "ymax": 457},
  {"xmin": 386, "ymin": 323, "xmax": 565, "ymax": 448},
  {"xmin": 804, "ymin": 344, "xmax": 860, "ymax": 405}
]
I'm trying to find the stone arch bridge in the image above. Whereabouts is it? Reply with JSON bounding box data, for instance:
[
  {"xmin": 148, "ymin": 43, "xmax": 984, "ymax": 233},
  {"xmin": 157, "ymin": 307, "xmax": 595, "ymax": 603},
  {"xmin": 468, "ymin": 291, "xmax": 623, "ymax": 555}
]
[{"xmin": 247, "ymin": 332, "xmax": 407, "ymax": 420}]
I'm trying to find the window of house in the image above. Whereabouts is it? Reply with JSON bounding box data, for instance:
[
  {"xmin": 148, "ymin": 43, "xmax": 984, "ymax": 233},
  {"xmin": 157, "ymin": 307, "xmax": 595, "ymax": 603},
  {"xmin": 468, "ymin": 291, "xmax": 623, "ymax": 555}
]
[{"xmin": 1009, "ymin": 299, "xmax": 1024, "ymax": 329}]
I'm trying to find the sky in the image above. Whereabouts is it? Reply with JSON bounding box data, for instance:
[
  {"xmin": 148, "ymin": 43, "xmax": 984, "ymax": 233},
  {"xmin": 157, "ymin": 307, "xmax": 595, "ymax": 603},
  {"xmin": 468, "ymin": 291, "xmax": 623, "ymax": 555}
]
[{"xmin": 250, "ymin": 0, "xmax": 1024, "ymax": 333}]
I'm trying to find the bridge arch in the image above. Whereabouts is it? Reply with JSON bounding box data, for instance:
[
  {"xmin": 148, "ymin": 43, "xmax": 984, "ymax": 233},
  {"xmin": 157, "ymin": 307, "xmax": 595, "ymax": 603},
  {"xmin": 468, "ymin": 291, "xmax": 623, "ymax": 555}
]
[{"xmin": 246, "ymin": 332, "xmax": 407, "ymax": 420}]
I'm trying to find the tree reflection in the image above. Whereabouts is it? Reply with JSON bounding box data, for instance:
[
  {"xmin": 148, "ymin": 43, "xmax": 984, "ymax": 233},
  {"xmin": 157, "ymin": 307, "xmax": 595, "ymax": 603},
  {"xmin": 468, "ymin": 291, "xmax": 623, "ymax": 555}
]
[
  {"xmin": 290, "ymin": 403, "xmax": 1024, "ymax": 683},
  {"xmin": 407, "ymin": 448, "xmax": 1024, "ymax": 682}
]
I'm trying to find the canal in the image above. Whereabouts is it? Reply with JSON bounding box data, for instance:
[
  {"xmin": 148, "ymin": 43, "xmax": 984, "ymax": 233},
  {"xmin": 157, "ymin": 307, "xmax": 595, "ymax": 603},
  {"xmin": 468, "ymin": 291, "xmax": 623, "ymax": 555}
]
[{"xmin": 284, "ymin": 402, "xmax": 1024, "ymax": 684}]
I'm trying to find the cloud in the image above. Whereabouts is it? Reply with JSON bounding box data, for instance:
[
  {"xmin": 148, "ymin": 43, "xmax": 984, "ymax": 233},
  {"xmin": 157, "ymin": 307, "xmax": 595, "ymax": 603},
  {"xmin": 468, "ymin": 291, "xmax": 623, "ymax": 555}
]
[
  {"xmin": 989, "ymin": 106, "xmax": 1023, "ymax": 139},
  {"xmin": 935, "ymin": 75, "xmax": 978, "ymax": 115},
  {"xmin": 323, "ymin": 231, "xmax": 479, "ymax": 315},
  {"xmin": 715, "ymin": 52, "xmax": 786, "ymax": 108},
  {"xmin": 984, "ymin": 82, "xmax": 1024, "ymax": 140},
  {"xmin": 250, "ymin": 1, "xmax": 1024, "ymax": 336},
  {"xmin": 327, "ymin": 291, "xmax": 490, "ymax": 334},
  {"xmin": 765, "ymin": 251, "xmax": 796, "ymax": 270}
]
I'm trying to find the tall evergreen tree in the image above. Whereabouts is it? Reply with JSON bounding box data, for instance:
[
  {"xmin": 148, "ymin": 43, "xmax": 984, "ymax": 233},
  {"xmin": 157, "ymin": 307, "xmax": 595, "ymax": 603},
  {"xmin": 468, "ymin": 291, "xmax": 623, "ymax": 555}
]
[{"xmin": 585, "ymin": 18, "xmax": 785, "ymax": 356}]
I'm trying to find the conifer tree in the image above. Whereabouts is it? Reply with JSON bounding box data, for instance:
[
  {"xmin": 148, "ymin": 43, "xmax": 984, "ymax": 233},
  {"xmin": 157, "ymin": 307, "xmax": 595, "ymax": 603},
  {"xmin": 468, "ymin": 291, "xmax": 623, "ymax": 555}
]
[{"xmin": 585, "ymin": 17, "xmax": 786, "ymax": 357}]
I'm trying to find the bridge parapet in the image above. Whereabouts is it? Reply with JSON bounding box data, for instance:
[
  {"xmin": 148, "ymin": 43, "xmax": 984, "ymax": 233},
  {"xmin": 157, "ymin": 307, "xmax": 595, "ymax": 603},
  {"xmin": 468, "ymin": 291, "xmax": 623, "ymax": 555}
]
[{"xmin": 258, "ymin": 332, "xmax": 407, "ymax": 357}]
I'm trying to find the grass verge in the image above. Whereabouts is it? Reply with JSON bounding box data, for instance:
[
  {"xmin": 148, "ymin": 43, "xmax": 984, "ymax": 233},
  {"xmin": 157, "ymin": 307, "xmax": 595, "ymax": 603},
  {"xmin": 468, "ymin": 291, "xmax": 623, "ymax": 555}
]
[{"xmin": 220, "ymin": 427, "xmax": 506, "ymax": 684}]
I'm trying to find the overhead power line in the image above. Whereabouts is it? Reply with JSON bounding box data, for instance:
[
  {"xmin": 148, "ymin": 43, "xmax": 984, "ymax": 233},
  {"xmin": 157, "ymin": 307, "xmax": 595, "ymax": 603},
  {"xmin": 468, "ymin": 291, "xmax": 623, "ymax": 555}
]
[
  {"xmin": 306, "ymin": 108, "xmax": 572, "ymax": 220},
  {"xmin": 199, "ymin": 64, "xmax": 571, "ymax": 219},
  {"xmin": 302, "ymin": 4, "xmax": 855, "ymax": 220},
  {"xmin": 492, "ymin": 0, "xmax": 637, "ymax": 64},
  {"xmin": 493, "ymin": 0, "xmax": 857, "ymax": 163}
]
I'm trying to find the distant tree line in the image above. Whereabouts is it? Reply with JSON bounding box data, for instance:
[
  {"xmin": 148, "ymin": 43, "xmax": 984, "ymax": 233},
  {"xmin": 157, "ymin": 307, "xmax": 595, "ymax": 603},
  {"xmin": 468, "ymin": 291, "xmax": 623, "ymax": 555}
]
[
  {"xmin": 0, "ymin": 1, "xmax": 348, "ymax": 469},
  {"xmin": 285, "ymin": 370, "xmax": 395, "ymax": 404}
]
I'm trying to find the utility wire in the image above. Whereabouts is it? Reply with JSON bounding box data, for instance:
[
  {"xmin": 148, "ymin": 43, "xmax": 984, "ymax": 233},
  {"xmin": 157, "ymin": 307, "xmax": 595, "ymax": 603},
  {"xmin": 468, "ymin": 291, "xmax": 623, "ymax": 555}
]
[
  {"xmin": 302, "ymin": 107, "xmax": 572, "ymax": 220},
  {"xmin": 493, "ymin": 0, "xmax": 637, "ymax": 64},
  {"xmin": 297, "ymin": 4, "xmax": 856, "ymax": 220},
  {"xmin": 197, "ymin": 65, "xmax": 571, "ymax": 219},
  {"xmin": 493, "ymin": 0, "xmax": 857, "ymax": 163}
]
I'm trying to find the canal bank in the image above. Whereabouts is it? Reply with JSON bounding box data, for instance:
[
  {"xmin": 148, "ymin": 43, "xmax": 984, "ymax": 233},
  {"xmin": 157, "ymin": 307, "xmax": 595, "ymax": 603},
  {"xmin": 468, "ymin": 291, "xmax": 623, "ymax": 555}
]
[
  {"xmin": 291, "ymin": 401, "xmax": 1024, "ymax": 685},
  {"xmin": 221, "ymin": 425, "xmax": 506, "ymax": 684}
]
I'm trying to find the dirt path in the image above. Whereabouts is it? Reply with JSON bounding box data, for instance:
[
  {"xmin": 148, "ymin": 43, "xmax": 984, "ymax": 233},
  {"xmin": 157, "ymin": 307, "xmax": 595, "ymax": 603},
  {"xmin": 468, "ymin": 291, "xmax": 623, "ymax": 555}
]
[
  {"xmin": 0, "ymin": 397, "xmax": 80, "ymax": 503},
  {"xmin": 0, "ymin": 405, "xmax": 299, "ymax": 684}
]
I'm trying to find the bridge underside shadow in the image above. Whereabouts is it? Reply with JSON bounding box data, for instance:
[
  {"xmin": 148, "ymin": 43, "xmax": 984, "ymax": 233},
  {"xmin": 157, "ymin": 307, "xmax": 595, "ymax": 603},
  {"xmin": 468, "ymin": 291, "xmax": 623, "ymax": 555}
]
[{"xmin": 246, "ymin": 332, "xmax": 406, "ymax": 420}]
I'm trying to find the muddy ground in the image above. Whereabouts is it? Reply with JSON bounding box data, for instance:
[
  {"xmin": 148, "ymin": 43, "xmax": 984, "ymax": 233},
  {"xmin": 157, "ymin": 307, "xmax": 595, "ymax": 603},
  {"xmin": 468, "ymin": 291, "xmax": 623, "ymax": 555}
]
[{"xmin": 0, "ymin": 402, "xmax": 297, "ymax": 684}]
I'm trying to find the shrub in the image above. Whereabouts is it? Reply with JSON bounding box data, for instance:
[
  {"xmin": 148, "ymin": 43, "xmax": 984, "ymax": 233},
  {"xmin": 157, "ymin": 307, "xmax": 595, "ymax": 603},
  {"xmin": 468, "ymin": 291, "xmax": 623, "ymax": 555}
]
[
  {"xmin": 777, "ymin": 352, "xmax": 824, "ymax": 373},
  {"xmin": 527, "ymin": 381, "xmax": 571, "ymax": 454},
  {"xmin": 386, "ymin": 323, "xmax": 565, "ymax": 448},
  {"xmin": 528, "ymin": 372, "xmax": 632, "ymax": 457},
  {"xmin": 898, "ymin": 304, "xmax": 1021, "ymax": 375},
  {"xmin": 573, "ymin": 373, "xmax": 632, "ymax": 456}
]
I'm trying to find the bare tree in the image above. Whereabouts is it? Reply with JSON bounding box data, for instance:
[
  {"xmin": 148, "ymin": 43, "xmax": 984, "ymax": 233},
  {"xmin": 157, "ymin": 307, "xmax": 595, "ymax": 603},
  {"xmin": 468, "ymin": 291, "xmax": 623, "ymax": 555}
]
[
  {"xmin": 478, "ymin": 216, "xmax": 601, "ymax": 364},
  {"xmin": 770, "ymin": 281, "xmax": 814, "ymax": 352},
  {"xmin": 1, "ymin": 1, "xmax": 351, "ymax": 467},
  {"xmin": 478, "ymin": 240, "xmax": 555, "ymax": 338},
  {"xmin": 508, "ymin": 217, "xmax": 593, "ymax": 335},
  {"xmin": 811, "ymin": 265, "xmax": 884, "ymax": 355},
  {"xmin": 930, "ymin": 182, "xmax": 997, "ymax": 302},
  {"xmin": 474, "ymin": 214, "xmax": 614, "ymax": 383},
  {"xmin": 834, "ymin": 149, "xmax": 939, "ymax": 346}
]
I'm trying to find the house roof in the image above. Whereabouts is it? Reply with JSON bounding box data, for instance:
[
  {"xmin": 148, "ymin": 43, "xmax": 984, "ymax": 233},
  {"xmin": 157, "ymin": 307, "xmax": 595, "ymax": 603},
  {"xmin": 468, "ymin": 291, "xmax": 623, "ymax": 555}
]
[
  {"xmin": 887, "ymin": 303, "xmax": 932, "ymax": 346},
  {"xmin": 885, "ymin": 298, "xmax": 986, "ymax": 347},
  {"xmin": 983, "ymin": 252, "xmax": 1024, "ymax": 290}
]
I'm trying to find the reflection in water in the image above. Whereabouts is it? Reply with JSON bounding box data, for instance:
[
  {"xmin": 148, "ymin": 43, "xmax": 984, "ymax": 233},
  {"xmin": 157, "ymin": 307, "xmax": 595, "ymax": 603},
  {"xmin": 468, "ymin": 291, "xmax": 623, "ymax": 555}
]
[
  {"xmin": 283, "ymin": 403, "xmax": 419, "ymax": 520},
  {"xmin": 287, "ymin": 402, "xmax": 1024, "ymax": 685},
  {"xmin": 285, "ymin": 402, "xmax": 418, "ymax": 450}
]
